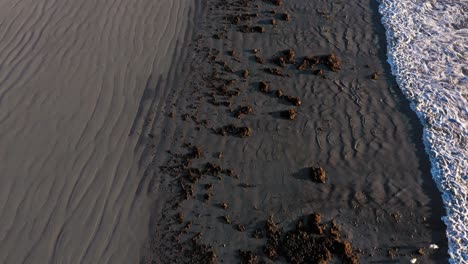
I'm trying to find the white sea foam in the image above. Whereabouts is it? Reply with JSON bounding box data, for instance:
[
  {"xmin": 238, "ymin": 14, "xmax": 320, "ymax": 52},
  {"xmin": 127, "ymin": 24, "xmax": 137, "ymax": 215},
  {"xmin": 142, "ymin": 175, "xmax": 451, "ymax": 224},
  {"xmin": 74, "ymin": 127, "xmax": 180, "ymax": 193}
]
[{"xmin": 378, "ymin": 0, "xmax": 467, "ymax": 262}]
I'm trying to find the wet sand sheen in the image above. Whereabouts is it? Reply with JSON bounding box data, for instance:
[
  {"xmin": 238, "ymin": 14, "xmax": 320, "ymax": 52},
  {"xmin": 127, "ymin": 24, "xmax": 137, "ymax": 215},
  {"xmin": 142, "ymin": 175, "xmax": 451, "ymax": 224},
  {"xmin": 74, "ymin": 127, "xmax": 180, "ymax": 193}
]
[
  {"xmin": 0, "ymin": 0, "xmax": 194, "ymax": 263},
  {"xmin": 143, "ymin": 0, "xmax": 449, "ymax": 263}
]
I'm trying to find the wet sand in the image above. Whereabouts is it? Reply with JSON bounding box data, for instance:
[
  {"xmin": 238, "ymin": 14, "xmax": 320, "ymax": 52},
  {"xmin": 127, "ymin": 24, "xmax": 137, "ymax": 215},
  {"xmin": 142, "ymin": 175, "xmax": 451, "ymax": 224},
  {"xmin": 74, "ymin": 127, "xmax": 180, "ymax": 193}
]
[
  {"xmin": 142, "ymin": 0, "xmax": 449, "ymax": 263},
  {"xmin": 0, "ymin": 0, "xmax": 194, "ymax": 263}
]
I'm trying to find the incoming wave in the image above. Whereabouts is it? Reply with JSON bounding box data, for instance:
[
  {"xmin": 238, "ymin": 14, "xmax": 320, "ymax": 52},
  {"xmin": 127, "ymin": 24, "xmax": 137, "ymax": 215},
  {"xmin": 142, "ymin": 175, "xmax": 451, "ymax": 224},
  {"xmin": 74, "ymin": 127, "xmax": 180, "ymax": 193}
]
[{"xmin": 378, "ymin": 0, "xmax": 467, "ymax": 262}]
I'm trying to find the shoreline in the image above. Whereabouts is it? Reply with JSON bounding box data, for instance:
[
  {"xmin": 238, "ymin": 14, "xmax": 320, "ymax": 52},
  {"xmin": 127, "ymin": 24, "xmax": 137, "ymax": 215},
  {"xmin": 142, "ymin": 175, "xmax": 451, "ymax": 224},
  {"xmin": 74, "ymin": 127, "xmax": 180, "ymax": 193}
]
[
  {"xmin": 143, "ymin": 0, "xmax": 449, "ymax": 263},
  {"xmin": 378, "ymin": 1, "xmax": 467, "ymax": 262}
]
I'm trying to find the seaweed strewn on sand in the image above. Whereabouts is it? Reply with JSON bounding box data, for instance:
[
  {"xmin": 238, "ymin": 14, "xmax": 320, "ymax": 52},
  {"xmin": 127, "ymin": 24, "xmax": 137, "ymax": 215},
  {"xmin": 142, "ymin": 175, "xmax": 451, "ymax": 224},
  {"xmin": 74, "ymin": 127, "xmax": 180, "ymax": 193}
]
[{"xmin": 143, "ymin": 0, "xmax": 449, "ymax": 263}]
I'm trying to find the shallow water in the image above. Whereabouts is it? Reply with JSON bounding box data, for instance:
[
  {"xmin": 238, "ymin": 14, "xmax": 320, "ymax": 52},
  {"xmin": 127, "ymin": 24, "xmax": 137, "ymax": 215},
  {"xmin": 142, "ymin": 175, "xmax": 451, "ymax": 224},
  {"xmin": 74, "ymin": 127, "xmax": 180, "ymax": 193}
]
[{"xmin": 379, "ymin": 0, "xmax": 468, "ymax": 262}]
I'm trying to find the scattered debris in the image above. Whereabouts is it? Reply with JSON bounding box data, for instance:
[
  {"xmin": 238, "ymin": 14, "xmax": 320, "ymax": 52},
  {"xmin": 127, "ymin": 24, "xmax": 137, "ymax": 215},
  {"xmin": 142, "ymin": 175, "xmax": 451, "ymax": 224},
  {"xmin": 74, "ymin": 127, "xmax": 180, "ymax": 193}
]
[
  {"xmin": 371, "ymin": 71, "xmax": 380, "ymax": 80},
  {"xmin": 265, "ymin": 67, "xmax": 285, "ymax": 76},
  {"xmin": 387, "ymin": 247, "xmax": 399, "ymax": 259},
  {"xmin": 297, "ymin": 60, "xmax": 309, "ymax": 70},
  {"xmin": 263, "ymin": 215, "xmax": 359, "ymax": 263},
  {"xmin": 239, "ymin": 25, "xmax": 266, "ymax": 33},
  {"xmin": 204, "ymin": 192, "xmax": 212, "ymax": 201},
  {"xmin": 321, "ymin": 53, "xmax": 341, "ymax": 72},
  {"xmin": 214, "ymin": 125, "xmax": 253, "ymax": 138},
  {"xmin": 157, "ymin": 1, "xmax": 364, "ymax": 262},
  {"xmin": 264, "ymin": 217, "xmax": 282, "ymax": 259},
  {"xmin": 314, "ymin": 69, "xmax": 325, "ymax": 76},
  {"xmin": 186, "ymin": 168, "xmax": 203, "ymax": 183},
  {"xmin": 255, "ymin": 55, "xmax": 265, "ymax": 64},
  {"xmin": 391, "ymin": 212, "xmax": 401, "ymax": 222},
  {"xmin": 182, "ymin": 221, "xmax": 192, "ymax": 233},
  {"xmin": 182, "ymin": 113, "xmax": 190, "ymax": 121},
  {"xmin": 159, "ymin": 144, "xmax": 209, "ymax": 203},
  {"xmin": 239, "ymin": 250, "xmax": 259, "ymax": 264},
  {"xmin": 217, "ymin": 85, "xmax": 240, "ymax": 98},
  {"xmin": 224, "ymin": 79, "xmax": 237, "ymax": 86},
  {"xmin": 239, "ymin": 183, "xmax": 257, "ymax": 188},
  {"xmin": 297, "ymin": 56, "xmax": 320, "ymax": 70},
  {"xmin": 310, "ymin": 166, "xmax": 327, "ymax": 183},
  {"xmin": 284, "ymin": 95, "xmax": 302, "ymax": 106},
  {"xmin": 222, "ymin": 215, "xmax": 232, "ymax": 224},
  {"xmin": 218, "ymin": 60, "xmax": 234, "ymax": 72},
  {"xmin": 253, "ymin": 229, "xmax": 264, "ymax": 239},
  {"xmin": 308, "ymin": 213, "xmax": 324, "ymax": 235},
  {"xmin": 226, "ymin": 13, "xmax": 259, "ymax": 25},
  {"xmin": 277, "ymin": 56, "xmax": 287, "ymax": 67},
  {"xmin": 204, "ymin": 163, "xmax": 222, "ymax": 177},
  {"xmin": 259, "ymin": 81, "xmax": 271, "ymax": 93},
  {"xmin": 237, "ymin": 224, "xmax": 246, "ymax": 232},
  {"xmin": 297, "ymin": 55, "xmax": 342, "ymax": 72},
  {"xmin": 274, "ymin": 50, "xmax": 295, "ymax": 68},
  {"xmin": 223, "ymin": 168, "xmax": 237, "ymax": 178},
  {"xmin": 234, "ymin": 105, "xmax": 254, "ymax": 118},
  {"xmin": 187, "ymin": 146, "xmax": 203, "ymax": 160},
  {"xmin": 267, "ymin": 0, "xmax": 284, "ymax": 6},
  {"xmin": 186, "ymin": 239, "xmax": 217, "ymax": 264},
  {"xmin": 177, "ymin": 212, "xmax": 184, "ymax": 224},
  {"xmin": 280, "ymin": 12, "xmax": 291, "ymax": 21},
  {"xmin": 229, "ymin": 50, "xmax": 238, "ymax": 57},
  {"xmin": 276, "ymin": 89, "xmax": 283, "ymax": 98},
  {"xmin": 284, "ymin": 49, "xmax": 296, "ymax": 63},
  {"xmin": 282, "ymin": 108, "xmax": 298, "ymax": 120},
  {"xmin": 242, "ymin": 69, "xmax": 250, "ymax": 78}
]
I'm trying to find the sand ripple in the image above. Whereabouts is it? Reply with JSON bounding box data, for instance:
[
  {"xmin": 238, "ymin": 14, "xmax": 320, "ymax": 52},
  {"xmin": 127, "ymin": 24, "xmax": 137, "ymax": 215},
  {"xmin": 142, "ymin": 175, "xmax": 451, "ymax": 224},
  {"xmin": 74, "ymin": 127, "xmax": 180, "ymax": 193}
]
[{"xmin": 0, "ymin": 0, "xmax": 193, "ymax": 263}]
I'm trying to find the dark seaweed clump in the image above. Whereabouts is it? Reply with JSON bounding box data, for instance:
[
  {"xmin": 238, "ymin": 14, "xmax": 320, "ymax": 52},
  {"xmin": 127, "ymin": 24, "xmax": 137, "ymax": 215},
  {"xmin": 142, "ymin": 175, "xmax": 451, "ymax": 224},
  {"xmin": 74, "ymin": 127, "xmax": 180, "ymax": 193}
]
[{"xmin": 262, "ymin": 214, "xmax": 359, "ymax": 264}]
